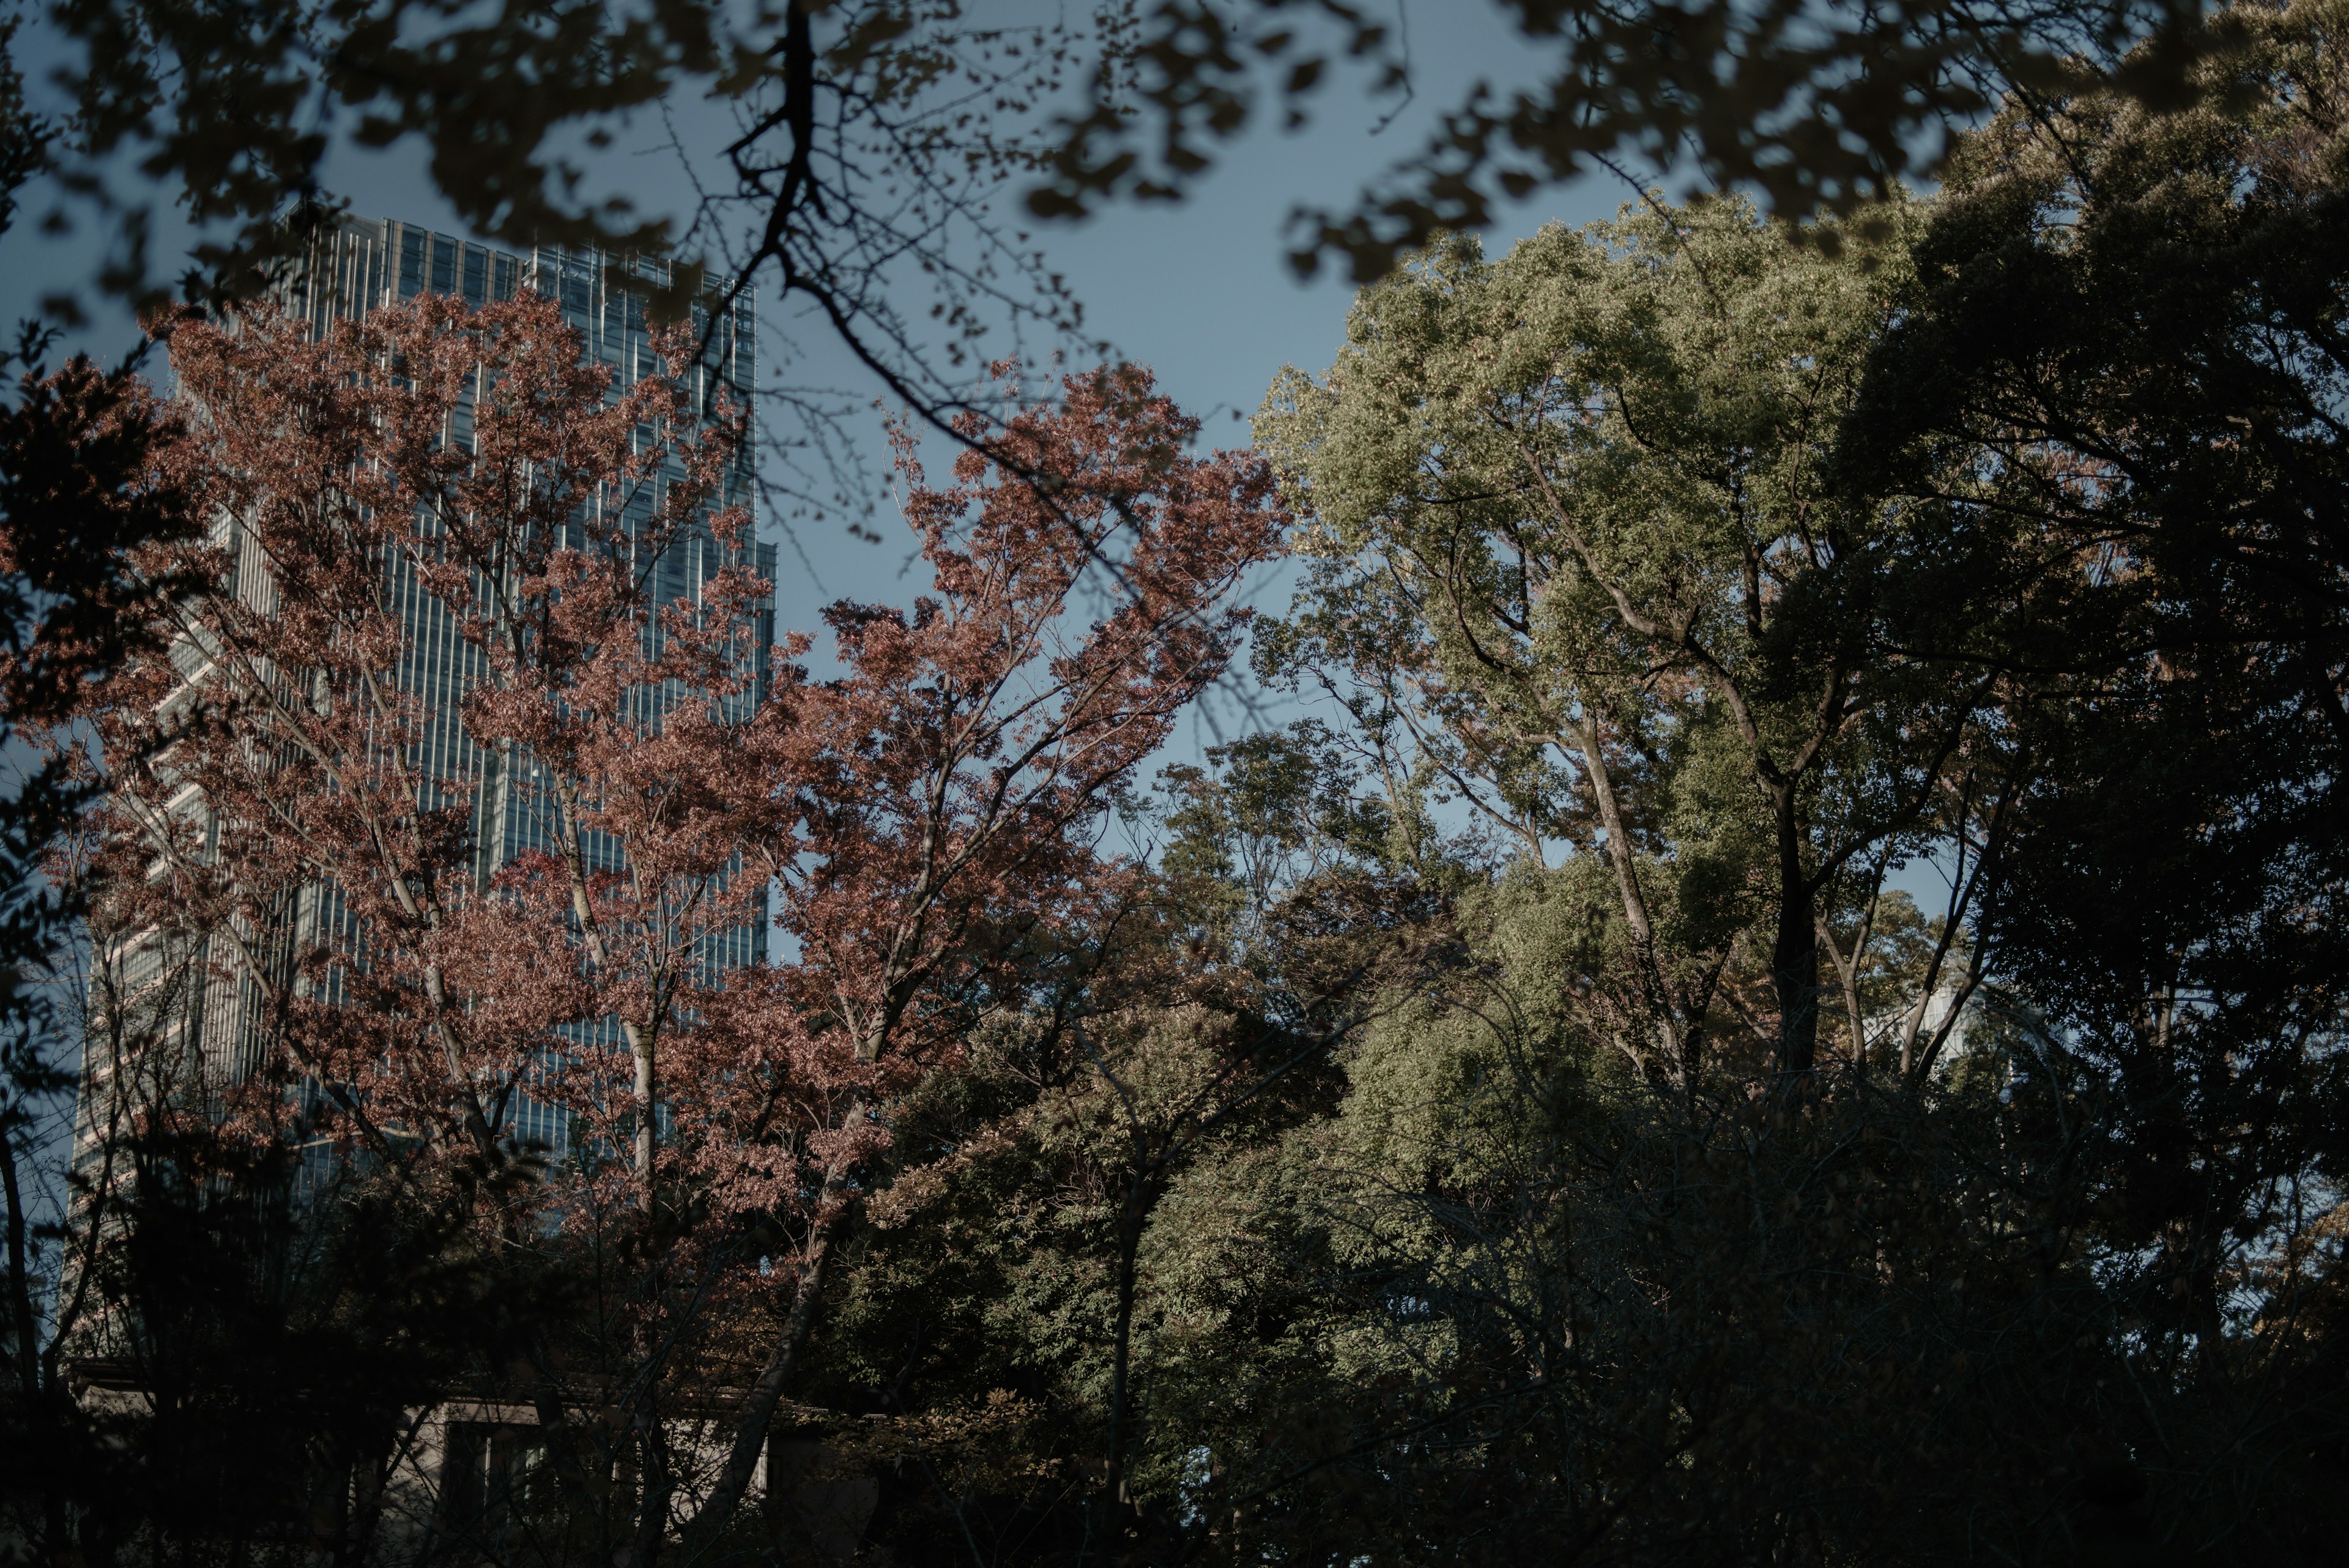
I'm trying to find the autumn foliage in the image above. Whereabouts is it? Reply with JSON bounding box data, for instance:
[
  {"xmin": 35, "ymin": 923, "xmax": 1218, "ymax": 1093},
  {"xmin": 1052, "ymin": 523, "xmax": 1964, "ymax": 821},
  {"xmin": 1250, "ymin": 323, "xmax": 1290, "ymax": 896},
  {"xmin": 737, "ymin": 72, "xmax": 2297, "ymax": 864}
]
[{"xmin": 62, "ymin": 288, "xmax": 1282, "ymax": 1559}]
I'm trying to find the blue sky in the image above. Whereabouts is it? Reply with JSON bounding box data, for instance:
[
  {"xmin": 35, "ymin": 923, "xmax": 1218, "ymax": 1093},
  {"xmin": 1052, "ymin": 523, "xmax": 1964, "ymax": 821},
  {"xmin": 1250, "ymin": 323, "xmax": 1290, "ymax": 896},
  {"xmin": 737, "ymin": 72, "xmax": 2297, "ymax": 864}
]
[
  {"xmin": 1, "ymin": 4, "xmax": 1642, "ymax": 782},
  {"xmin": 1, "ymin": 4, "xmax": 1621, "ymax": 619},
  {"xmin": 26, "ymin": 7, "xmax": 1935, "ymax": 876},
  {"xmin": 1, "ymin": 6, "xmax": 1976, "ymax": 916}
]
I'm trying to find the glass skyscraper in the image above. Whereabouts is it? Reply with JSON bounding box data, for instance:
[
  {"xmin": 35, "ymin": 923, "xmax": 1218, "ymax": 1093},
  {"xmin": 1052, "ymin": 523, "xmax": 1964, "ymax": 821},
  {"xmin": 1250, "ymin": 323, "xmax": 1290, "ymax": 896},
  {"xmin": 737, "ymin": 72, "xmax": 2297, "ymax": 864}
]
[
  {"xmin": 76, "ymin": 216, "xmax": 775, "ymax": 1167},
  {"xmin": 294, "ymin": 216, "xmax": 777, "ymax": 1148}
]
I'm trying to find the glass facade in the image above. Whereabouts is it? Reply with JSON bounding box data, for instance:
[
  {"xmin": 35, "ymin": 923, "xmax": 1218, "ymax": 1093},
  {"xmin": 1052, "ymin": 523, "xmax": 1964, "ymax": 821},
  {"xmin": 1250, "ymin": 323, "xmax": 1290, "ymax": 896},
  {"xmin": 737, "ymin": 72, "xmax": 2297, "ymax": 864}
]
[
  {"xmin": 294, "ymin": 217, "xmax": 777, "ymax": 1152},
  {"xmin": 80, "ymin": 217, "xmax": 775, "ymax": 1170}
]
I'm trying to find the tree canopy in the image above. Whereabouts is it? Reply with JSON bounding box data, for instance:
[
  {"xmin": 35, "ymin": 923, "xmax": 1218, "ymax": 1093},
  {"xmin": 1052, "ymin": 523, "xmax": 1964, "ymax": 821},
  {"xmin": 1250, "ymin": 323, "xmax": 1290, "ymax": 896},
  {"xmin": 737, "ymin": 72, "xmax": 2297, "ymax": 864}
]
[{"xmin": 4, "ymin": 1, "xmax": 2349, "ymax": 1564}]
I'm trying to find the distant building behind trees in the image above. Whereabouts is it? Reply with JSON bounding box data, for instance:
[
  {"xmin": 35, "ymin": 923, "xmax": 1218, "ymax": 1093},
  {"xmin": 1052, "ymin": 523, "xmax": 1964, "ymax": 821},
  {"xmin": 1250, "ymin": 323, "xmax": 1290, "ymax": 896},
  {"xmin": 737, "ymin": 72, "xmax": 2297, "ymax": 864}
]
[{"xmin": 72, "ymin": 212, "xmax": 774, "ymax": 1206}]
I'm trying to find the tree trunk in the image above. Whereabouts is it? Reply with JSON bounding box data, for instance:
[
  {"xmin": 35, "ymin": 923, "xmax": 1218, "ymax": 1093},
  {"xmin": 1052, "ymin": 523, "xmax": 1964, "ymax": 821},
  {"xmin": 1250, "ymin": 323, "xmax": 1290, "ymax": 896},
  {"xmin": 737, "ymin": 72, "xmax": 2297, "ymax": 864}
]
[
  {"xmin": 628, "ymin": 1413, "xmax": 672, "ymax": 1568},
  {"xmin": 634, "ymin": 1036, "xmax": 657, "ymax": 1213},
  {"xmin": 1099, "ymin": 1164, "xmax": 1152, "ymax": 1545},
  {"xmin": 1572, "ymin": 715, "xmax": 1683, "ymax": 1068},
  {"xmin": 674, "ymin": 1109, "xmax": 864, "ymax": 1566},
  {"xmin": 1817, "ymin": 915, "xmax": 1869, "ymax": 1078},
  {"xmin": 1773, "ymin": 803, "xmax": 1819, "ymax": 1077}
]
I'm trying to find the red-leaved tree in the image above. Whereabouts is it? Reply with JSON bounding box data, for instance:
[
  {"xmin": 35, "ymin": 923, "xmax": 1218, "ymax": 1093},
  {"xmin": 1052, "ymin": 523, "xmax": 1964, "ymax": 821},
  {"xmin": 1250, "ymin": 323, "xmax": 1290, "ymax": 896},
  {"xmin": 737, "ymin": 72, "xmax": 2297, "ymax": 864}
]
[
  {"xmin": 80, "ymin": 291, "xmax": 1282, "ymax": 1562},
  {"xmin": 666, "ymin": 374, "xmax": 1286, "ymax": 1553}
]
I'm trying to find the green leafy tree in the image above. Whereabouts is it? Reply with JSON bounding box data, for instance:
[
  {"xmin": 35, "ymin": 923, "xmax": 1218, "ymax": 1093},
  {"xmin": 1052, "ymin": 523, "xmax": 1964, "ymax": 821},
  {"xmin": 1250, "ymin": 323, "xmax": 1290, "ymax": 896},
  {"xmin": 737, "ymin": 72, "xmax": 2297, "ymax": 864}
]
[
  {"xmin": 1253, "ymin": 200, "xmax": 2028, "ymax": 1080},
  {"xmin": 1846, "ymin": 0, "xmax": 2349, "ymax": 1441}
]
